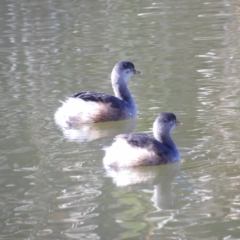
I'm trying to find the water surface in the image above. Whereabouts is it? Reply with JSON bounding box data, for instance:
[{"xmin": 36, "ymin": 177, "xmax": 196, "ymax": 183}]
[{"xmin": 1, "ymin": 0, "xmax": 240, "ymax": 239}]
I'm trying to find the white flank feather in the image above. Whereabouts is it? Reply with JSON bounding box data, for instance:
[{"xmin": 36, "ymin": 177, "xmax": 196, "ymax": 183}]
[
  {"xmin": 54, "ymin": 97, "xmax": 103, "ymax": 127},
  {"xmin": 103, "ymin": 138, "xmax": 157, "ymax": 168}
]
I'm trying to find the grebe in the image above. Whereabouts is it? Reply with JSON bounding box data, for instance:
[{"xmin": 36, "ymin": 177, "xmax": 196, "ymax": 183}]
[
  {"xmin": 103, "ymin": 112, "xmax": 181, "ymax": 168},
  {"xmin": 54, "ymin": 61, "xmax": 141, "ymax": 126}
]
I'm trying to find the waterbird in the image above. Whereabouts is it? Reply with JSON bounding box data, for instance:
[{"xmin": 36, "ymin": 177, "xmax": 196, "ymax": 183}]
[
  {"xmin": 54, "ymin": 61, "xmax": 141, "ymax": 126},
  {"xmin": 103, "ymin": 112, "xmax": 181, "ymax": 168}
]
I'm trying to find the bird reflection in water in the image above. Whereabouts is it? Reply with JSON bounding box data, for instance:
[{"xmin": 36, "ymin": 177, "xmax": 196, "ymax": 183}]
[
  {"xmin": 104, "ymin": 162, "xmax": 180, "ymax": 210},
  {"xmin": 55, "ymin": 118, "xmax": 137, "ymax": 143}
]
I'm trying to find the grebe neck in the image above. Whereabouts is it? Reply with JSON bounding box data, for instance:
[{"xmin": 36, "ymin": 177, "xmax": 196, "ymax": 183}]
[
  {"xmin": 154, "ymin": 131, "xmax": 178, "ymax": 152},
  {"xmin": 111, "ymin": 72, "xmax": 135, "ymax": 107}
]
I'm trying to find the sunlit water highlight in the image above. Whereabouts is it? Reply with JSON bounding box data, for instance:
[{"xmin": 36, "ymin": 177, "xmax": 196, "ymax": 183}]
[{"xmin": 0, "ymin": 0, "xmax": 240, "ymax": 239}]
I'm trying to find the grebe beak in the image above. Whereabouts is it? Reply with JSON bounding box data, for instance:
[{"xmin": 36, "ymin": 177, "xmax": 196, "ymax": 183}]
[
  {"xmin": 134, "ymin": 69, "xmax": 142, "ymax": 74},
  {"xmin": 176, "ymin": 121, "xmax": 182, "ymax": 125}
]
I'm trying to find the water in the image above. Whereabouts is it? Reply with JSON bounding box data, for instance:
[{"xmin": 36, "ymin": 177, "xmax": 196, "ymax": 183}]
[{"xmin": 1, "ymin": 0, "xmax": 240, "ymax": 239}]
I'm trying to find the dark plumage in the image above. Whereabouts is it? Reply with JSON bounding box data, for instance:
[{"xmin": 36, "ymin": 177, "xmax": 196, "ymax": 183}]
[
  {"xmin": 103, "ymin": 112, "xmax": 181, "ymax": 168},
  {"xmin": 54, "ymin": 61, "xmax": 141, "ymax": 126},
  {"xmin": 71, "ymin": 91, "xmax": 125, "ymax": 109}
]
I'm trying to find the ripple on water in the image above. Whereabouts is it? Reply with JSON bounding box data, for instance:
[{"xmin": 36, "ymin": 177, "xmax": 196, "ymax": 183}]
[{"xmin": 1, "ymin": 0, "xmax": 240, "ymax": 239}]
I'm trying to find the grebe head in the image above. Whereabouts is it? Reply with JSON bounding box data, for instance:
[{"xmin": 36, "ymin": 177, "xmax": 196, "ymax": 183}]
[
  {"xmin": 153, "ymin": 112, "xmax": 181, "ymax": 139},
  {"xmin": 111, "ymin": 61, "xmax": 141, "ymax": 81}
]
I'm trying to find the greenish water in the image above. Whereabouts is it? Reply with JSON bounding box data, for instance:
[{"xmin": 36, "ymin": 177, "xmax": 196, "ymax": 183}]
[{"xmin": 1, "ymin": 0, "xmax": 240, "ymax": 239}]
